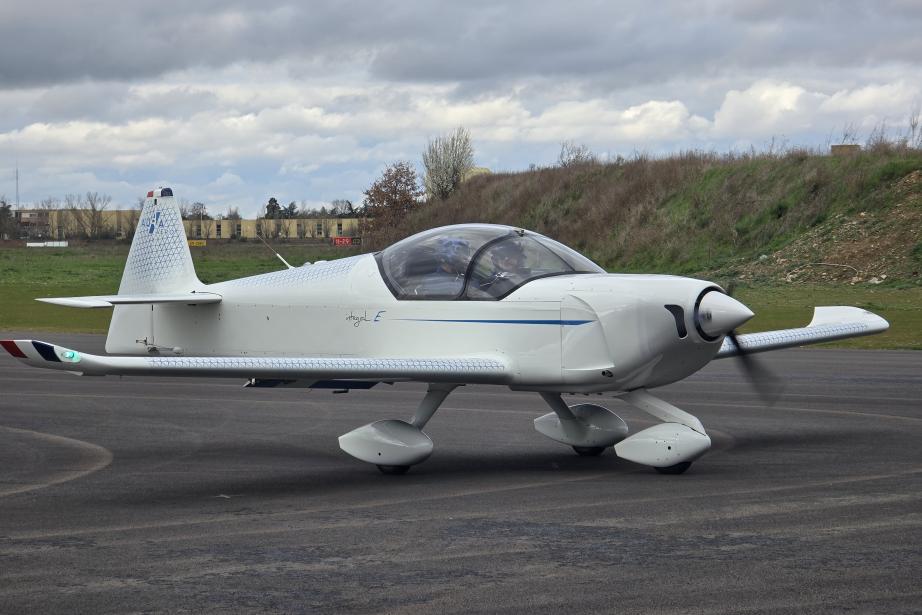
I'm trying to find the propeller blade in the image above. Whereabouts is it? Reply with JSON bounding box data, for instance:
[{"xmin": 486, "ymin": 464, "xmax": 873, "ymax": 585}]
[{"xmin": 726, "ymin": 329, "xmax": 784, "ymax": 406}]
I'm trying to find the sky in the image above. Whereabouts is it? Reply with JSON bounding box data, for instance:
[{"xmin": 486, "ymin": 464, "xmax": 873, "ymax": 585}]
[{"xmin": 1, "ymin": 0, "xmax": 921, "ymax": 216}]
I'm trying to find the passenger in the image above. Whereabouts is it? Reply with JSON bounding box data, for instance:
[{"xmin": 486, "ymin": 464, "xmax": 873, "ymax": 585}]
[
  {"xmin": 407, "ymin": 237, "xmax": 471, "ymax": 298},
  {"xmin": 479, "ymin": 240, "xmax": 529, "ymax": 297}
]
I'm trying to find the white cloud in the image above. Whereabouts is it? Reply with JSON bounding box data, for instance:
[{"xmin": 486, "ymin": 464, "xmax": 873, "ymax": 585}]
[
  {"xmin": 820, "ymin": 81, "xmax": 919, "ymax": 115},
  {"xmin": 712, "ymin": 80, "xmax": 823, "ymax": 137},
  {"xmin": 2, "ymin": 52, "xmax": 922, "ymax": 212}
]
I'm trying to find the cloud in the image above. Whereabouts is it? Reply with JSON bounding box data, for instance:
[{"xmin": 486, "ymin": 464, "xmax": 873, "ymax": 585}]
[{"xmin": 1, "ymin": 1, "xmax": 921, "ymax": 211}]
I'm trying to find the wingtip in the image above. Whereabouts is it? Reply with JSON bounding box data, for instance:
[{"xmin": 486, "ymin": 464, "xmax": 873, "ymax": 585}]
[{"xmin": 0, "ymin": 339, "xmax": 27, "ymax": 358}]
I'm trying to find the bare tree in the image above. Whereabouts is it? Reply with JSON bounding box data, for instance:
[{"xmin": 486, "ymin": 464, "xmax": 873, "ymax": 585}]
[
  {"xmin": 38, "ymin": 197, "xmax": 60, "ymax": 210},
  {"xmin": 201, "ymin": 217, "xmax": 214, "ymax": 238},
  {"xmin": 422, "ymin": 126, "xmax": 474, "ymax": 200},
  {"xmin": 558, "ymin": 141, "xmax": 596, "ymax": 167},
  {"xmin": 84, "ymin": 192, "xmax": 112, "ymax": 238},
  {"xmin": 63, "ymin": 193, "xmax": 88, "ymax": 238},
  {"xmin": 330, "ymin": 199, "xmax": 354, "ymax": 216},
  {"xmin": 120, "ymin": 209, "xmax": 141, "ymax": 240}
]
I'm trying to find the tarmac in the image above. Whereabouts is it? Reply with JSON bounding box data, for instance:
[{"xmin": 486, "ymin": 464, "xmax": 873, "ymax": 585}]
[{"xmin": 0, "ymin": 332, "xmax": 920, "ymax": 614}]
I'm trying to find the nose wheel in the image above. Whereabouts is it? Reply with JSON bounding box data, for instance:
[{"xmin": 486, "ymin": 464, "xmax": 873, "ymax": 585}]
[
  {"xmin": 572, "ymin": 445, "xmax": 607, "ymax": 457},
  {"xmin": 654, "ymin": 461, "xmax": 692, "ymax": 475},
  {"xmin": 377, "ymin": 464, "xmax": 411, "ymax": 475}
]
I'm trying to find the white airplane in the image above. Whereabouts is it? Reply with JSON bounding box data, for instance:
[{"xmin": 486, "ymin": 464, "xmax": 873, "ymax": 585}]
[{"xmin": 1, "ymin": 188, "xmax": 889, "ymax": 475}]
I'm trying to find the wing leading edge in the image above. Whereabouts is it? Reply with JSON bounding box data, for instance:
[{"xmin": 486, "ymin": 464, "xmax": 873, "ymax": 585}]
[
  {"xmin": 0, "ymin": 339, "xmax": 510, "ymax": 385},
  {"xmin": 715, "ymin": 306, "xmax": 889, "ymax": 359}
]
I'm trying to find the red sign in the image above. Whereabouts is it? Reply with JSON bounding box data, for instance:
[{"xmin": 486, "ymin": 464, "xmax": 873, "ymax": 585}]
[{"xmin": 332, "ymin": 237, "xmax": 362, "ymax": 246}]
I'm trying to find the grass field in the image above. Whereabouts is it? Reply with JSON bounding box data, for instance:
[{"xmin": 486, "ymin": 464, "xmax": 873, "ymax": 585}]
[{"xmin": 0, "ymin": 242, "xmax": 918, "ymax": 349}]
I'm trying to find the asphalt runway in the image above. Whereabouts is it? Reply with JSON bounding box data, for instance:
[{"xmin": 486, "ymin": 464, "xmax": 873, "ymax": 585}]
[{"xmin": 0, "ymin": 332, "xmax": 920, "ymax": 614}]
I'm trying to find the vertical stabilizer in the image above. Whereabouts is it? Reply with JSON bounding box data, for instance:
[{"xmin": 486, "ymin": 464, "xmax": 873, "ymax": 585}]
[
  {"xmin": 119, "ymin": 188, "xmax": 201, "ymax": 294},
  {"xmin": 107, "ymin": 187, "xmax": 203, "ymax": 354}
]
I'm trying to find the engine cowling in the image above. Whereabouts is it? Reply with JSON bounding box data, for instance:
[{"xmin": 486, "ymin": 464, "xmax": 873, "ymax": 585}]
[{"xmin": 559, "ymin": 276, "xmax": 753, "ymax": 391}]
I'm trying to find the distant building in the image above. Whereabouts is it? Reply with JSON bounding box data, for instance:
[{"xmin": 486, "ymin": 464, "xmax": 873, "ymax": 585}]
[
  {"xmin": 831, "ymin": 144, "xmax": 861, "ymax": 156},
  {"xmin": 184, "ymin": 217, "xmax": 364, "ymax": 241},
  {"xmin": 10, "ymin": 209, "xmax": 365, "ymax": 241},
  {"xmin": 14, "ymin": 210, "xmax": 50, "ymax": 238}
]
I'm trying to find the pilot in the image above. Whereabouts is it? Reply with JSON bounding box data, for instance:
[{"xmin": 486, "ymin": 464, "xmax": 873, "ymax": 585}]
[
  {"xmin": 435, "ymin": 238, "xmax": 472, "ymax": 277},
  {"xmin": 479, "ymin": 240, "xmax": 528, "ymax": 297}
]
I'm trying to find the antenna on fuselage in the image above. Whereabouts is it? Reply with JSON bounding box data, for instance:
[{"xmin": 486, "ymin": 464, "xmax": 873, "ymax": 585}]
[{"xmin": 255, "ymin": 231, "xmax": 296, "ymax": 269}]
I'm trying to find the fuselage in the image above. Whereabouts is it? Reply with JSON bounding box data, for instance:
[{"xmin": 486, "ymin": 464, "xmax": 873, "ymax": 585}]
[{"xmin": 106, "ymin": 253, "xmax": 726, "ymax": 393}]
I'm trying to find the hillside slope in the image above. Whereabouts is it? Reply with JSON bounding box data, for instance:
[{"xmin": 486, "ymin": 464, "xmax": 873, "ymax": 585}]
[{"xmin": 384, "ymin": 148, "xmax": 922, "ymax": 285}]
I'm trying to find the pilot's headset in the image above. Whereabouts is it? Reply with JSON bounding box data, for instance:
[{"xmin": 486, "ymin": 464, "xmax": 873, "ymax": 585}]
[
  {"xmin": 491, "ymin": 240, "xmax": 526, "ymax": 269},
  {"xmin": 436, "ymin": 238, "xmax": 472, "ymax": 273}
]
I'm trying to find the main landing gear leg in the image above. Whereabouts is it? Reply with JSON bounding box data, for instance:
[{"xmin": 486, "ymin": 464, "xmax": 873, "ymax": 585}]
[
  {"xmin": 533, "ymin": 393, "xmax": 629, "ymax": 455},
  {"xmin": 338, "ymin": 384, "xmax": 458, "ymax": 474},
  {"xmin": 614, "ymin": 389, "xmax": 712, "ymax": 475}
]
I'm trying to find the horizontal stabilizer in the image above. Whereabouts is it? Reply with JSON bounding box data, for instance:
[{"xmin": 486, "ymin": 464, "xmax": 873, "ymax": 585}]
[
  {"xmin": 715, "ymin": 306, "xmax": 889, "ymax": 358},
  {"xmin": 36, "ymin": 292, "xmax": 222, "ymax": 308},
  {"xmin": 0, "ymin": 339, "xmax": 510, "ymax": 385}
]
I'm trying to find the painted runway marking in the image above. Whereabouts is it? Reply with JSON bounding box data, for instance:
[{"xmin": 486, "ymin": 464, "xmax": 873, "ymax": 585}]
[{"xmin": 0, "ymin": 426, "xmax": 113, "ymax": 497}]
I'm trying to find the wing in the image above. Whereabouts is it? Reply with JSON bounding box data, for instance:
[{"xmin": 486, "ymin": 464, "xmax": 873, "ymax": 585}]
[
  {"xmin": 0, "ymin": 339, "xmax": 510, "ymax": 385},
  {"xmin": 715, "ymin": 306, "xmax": 889, "ymax": 359},
  {"xmin": 36, "ymin": 292, "xmax": 222, "ymax": 308}
]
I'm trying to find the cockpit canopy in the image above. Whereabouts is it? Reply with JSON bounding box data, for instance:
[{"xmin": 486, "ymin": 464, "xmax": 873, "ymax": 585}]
[{"xmin": 376, "ymin": 224, "xmax": 604, "ymax": 300}]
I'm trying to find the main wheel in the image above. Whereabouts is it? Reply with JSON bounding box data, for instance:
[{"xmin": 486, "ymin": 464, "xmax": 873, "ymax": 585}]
[
  {"xmin": 655, "ymin": 461, "xmax": 692, "ymax": 475},
  {"xmin": 572, "ymin": 446, "xmax": 606, "ymax": 457},
  {"xmin": 377, "ymin": 464, "xmax": 411, "ymax": 475}
]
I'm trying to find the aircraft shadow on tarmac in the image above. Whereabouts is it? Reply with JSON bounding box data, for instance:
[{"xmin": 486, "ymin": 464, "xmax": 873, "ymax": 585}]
[
  {"xmin": 92, "ymin": 426, "xmax": 871, "ymax": 506},
  {"xmin": 104, "ymin": 447, "xmax": 648, "ymax": 505}
]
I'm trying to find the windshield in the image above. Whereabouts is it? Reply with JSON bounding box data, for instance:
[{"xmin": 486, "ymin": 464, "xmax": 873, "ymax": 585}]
[{"xmin": 376, "ymin": 224, "xmax": 604, "ymax": 300}]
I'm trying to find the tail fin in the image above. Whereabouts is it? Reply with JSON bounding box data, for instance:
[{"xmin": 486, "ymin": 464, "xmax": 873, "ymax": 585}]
[
  {"xmin": 119, "ymin": 188, "xmax": 201, "ymax": 294},
  {"xmin": 107, "ymin": 188, "xmax": 204, "ymax": 354}
]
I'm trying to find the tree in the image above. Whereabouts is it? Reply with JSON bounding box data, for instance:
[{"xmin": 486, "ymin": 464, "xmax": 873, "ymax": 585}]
[
  {"xmin": 189, "ymin": 202, "xmax": 211, "ymax": 220},
  {"xmin": 224, "ymin": 207, "xmax": 241, "ymax": 220},
  {"xmin": 0, "ymin": 196, "xmax": 12, "ymax": 240},
  {"xmin": 283, "ymin": 201, "xmax": 299, "ymax": 219},
  {"xmin": 363, "ymin": 161, "xmax": 422, "ymax": 216},
  {"xmin": 265, "ymin": 197, "xmax": 282, "ymax": 219},
  {"xmin": 38, "ymin": 197, "xmax": 60, "ymax": 210},
  {"xmin": 422, "ymin": 126, "xmax": 474, "ymax": 200},
  {"xmin": 331, "ymin": 199, "xmax": 354, "ymax": 217},
  {"xmin": 558, "ymin": 141, "xmax": 596, "ymax": 167},
  {"xmin": 363, "ymin": 161, "xmax": 422, "ymax": 246},
  {"xmin": 64, "ymin": 191, "xmax": 112, "ymax": 239}
]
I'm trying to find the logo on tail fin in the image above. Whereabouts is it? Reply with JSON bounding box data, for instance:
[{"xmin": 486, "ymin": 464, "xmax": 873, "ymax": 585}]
[{"xmin": 143, "ymin": 211, "xmax": 164, "ymax": 235}]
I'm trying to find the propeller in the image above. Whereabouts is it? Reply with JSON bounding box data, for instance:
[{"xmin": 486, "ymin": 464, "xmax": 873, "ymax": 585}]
[{"xmin": 723, "ymin": 282, "xmax": 784, "ymax": 406}]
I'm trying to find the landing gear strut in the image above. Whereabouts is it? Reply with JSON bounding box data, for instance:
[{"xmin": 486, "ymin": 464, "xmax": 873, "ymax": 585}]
[
  {"xmin": 533, "ymin": 389, "xmax": 712, "ymax": 474},
  {"xmin": 614, "ymin": 390, "xmax": 711, "ymax": 474},
  {"xmin": 338, "ymin": 383, "xmax": 457, "ymax": 474},
  {"xmin": 533, "ymin": 393, "xmax": 629, "ymax": 453}
]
